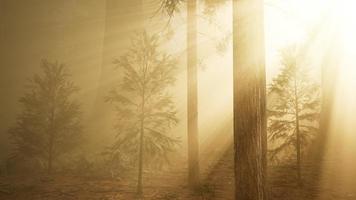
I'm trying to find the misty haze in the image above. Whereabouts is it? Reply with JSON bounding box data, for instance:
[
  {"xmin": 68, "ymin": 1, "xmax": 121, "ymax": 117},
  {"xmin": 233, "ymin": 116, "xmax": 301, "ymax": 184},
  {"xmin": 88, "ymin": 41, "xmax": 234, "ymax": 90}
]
[{"xmin": 1, "ymin": 0, "xmax": 356, "ymax": 200}]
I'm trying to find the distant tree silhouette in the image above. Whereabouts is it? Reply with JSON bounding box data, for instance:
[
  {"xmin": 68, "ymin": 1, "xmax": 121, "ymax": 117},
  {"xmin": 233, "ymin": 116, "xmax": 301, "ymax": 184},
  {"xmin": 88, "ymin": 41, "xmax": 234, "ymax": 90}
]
[
  {"xmin": 268, "ymin": 45, "xmax": 320, "ymax": 184},
  {"xmin": 106, "ymin": 31, "xmax": 180, "ymax": 195},
  {"xmin": 9, "ymin": 60, "xmax": 82, "ymax": 174}
]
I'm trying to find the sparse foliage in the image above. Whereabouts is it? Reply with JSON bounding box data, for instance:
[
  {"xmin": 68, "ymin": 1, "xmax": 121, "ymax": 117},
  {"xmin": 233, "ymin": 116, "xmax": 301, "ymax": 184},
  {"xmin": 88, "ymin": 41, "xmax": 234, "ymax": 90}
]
[
  {"xmin": 9, "ymin": 60, "xmax": 82, "ymax": 174},
  {"xmin": 106, "ymin": 31, "xmax": 180, "ymax": 194},
  {"xmin": 268, "ymin": 45, "xmax": 320, "ymax": 182},
  {"xmin": 158, "ymin": 0, "xmax": 184, "ymax": 18}
]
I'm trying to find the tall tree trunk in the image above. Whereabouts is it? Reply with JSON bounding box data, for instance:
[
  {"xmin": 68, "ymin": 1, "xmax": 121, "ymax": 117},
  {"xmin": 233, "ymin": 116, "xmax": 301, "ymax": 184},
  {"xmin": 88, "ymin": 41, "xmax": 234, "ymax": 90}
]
[
  {"xmin": 90, "ymin": 0, "xmax": 143, "ymax": 150},
  {"xmin": 137, "ymin": 0, "xmax": 146, "ymax": 195},
  {"xmin": 294, "ymin": 73, "xmax": 302, "ymax": 185},
  {"xmin": 233, "ymin": 0, "xmax": 267, "ymax": 199},
  {"xmin": 137, "ymin": 88, "xmax": 145, "ymax": 195},
  {"xmin": 260, "ymin": 5, "xmax": 268, "ymax": 195},
  {"xmin": 187, "ymin": 0, "xmax": 199, "ymax": 188},
  {"xmin": 319, "ymin": 57, "xmax": 337, "ymax": 143}
]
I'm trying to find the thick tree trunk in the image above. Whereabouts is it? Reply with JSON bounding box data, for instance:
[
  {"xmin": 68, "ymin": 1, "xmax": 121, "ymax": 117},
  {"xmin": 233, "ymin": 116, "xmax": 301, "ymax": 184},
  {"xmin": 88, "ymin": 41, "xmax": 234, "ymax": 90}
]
[
  {"xmin": 233, "ymin": 0, "xmax": 267, "ymax": 199},
  {"xmin": 187, "ymin": 0, "xmax": 199, "ymax": 188}
]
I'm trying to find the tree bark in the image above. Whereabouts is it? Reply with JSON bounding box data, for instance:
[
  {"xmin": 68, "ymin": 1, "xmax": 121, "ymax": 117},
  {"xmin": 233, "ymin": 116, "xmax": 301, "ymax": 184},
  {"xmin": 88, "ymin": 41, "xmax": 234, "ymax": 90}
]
[
  {"xmin": 233, "ymin": 0, "xmax": 267, "ymax": 199},
  {"xmin": 187, "ymin": 0, "xmax": 199, "ymax": 188}
]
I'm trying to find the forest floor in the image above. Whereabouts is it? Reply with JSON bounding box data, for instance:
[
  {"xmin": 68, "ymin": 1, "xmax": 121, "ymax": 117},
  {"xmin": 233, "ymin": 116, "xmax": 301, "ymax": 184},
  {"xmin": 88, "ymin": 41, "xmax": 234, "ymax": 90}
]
[{"xmin": 0, "ymin": 147, "xmax": 355, "ymax": 200}]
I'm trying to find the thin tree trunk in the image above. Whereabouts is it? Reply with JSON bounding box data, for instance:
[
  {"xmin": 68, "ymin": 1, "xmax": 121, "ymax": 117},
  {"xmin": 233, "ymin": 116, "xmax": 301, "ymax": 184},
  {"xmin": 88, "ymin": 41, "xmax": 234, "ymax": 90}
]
[
  {"xmin": 187, "ymin": 0, "xmax": 199, "ymax": 188},
  {"xmin": 48, "ymin": 91, "xmax": 56, "ymax": 175},
  {"xmin": 48, "ymin": 136, "xmax": 54, "ymax": 174},
  {"xmin": 137, "ymin": 88, "xmax": 145, "ymax": 195},
  {"xmin": 294, "ymin": 73, "xmax": 302, "ymax": 185},
  {"xmin": 90, "ymin": 0, "xmax": 143, "ymax": 149},
  {"xmin": 233, "ymin": 0, "xmax": 267, "ymax": 199}
]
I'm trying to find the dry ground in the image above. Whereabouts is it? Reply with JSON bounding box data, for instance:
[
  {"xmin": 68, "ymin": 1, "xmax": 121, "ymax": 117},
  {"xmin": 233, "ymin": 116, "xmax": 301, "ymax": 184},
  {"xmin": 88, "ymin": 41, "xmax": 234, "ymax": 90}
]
[{"xmin": 0, "ymin": 147, "xmax": 355, "ymax": 200}]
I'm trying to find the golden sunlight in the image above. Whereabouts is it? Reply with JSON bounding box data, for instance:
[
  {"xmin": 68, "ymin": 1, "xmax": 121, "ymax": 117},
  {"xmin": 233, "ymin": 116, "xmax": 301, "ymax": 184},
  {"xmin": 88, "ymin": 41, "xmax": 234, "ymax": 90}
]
[{"xmin": 2, "ymin": 0, "xmax": 356, "ymax": 199}]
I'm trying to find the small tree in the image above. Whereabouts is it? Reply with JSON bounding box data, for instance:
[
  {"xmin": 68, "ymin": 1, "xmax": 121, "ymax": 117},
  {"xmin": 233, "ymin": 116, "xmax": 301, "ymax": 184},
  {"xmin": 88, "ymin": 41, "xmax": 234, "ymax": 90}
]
[
  {"xmin": 268, "ymin": 45, "xmax": 320, "ymax": 184},
  {"xmin": 106, "ymin": 31, "xmax": 180, "ymax": 195},
  {"xmin": 9, "ymin": 60, "xmax": 82, "ymax": 174}
]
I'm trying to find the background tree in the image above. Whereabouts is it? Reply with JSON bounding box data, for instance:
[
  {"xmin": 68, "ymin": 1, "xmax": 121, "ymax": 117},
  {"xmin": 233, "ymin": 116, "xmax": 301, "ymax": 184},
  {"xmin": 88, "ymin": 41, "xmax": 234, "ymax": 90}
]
[
  {"xmin": 318, "ymin": 38, "xmax": 340, "ymax": 158},
  {"xmin": 233, "ymin": 0, "xmax": 267, "ymax": 199},
  {"xmin": 159, "ymin": 0, "xmax": 200, "ymax": 187},
  {"xmin": 9, "ymin": 60, "xmax": 82, "ymax": 174},
  {"xmin": 158, "ymin": 0, "xmax": 229, "ymax": 188},
  {"xmin": 106, "ymin": 31, "xmax": 180, "ymax": 195},
  {"xmin": 268, "ymin": 46, "xmax": 320, "ymax": 184},
  {"xmin": 186, "ymin": 0, "xmax": 200, "ymax": 188}
]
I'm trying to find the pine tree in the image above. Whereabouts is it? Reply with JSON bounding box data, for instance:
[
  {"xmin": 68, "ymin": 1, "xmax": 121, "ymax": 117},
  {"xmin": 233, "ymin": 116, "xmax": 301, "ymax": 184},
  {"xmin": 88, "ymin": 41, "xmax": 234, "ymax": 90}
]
[
  {"xmin": 9, "ymin": 60, "xmax": 82, "ymax": 174},
  {"xmin": 106, "ymin": 31, "xmax": 180, "ymax": 195},
  {"xmin": 268, "ymin": 45, "xmax": 320, "ymax": 184}
]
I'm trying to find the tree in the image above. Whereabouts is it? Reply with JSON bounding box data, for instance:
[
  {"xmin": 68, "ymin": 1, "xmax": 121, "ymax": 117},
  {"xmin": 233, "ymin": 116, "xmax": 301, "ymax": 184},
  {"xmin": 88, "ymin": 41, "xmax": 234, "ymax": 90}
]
[
  {"xmin": 9, "ymin": 60, "xmax": 82, "ymax": 174},
  {"xmin": 159, "ymin": 0, "xmax": 200, "ymax": 187},
  {"xmin": 268, "ymin": 45, "xmax": 320, "ymax": 184},
  {"xmin": 159, "ymin": 0, "xmax": 230, "ymax": 188},
  {"xmin": 186, "ymin": 0, "xmax": 200, "ymax": 188},
  {"xmin": 90, "ymin": 0, "xmax": 146, "ymax": 154},
  {"xmin": 232, "ymin": 0, "xmax": 267, "ymax": 199},
  {"xmin": 106, "ymin": 31, "xmax": 180, "ymax": 195}
]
